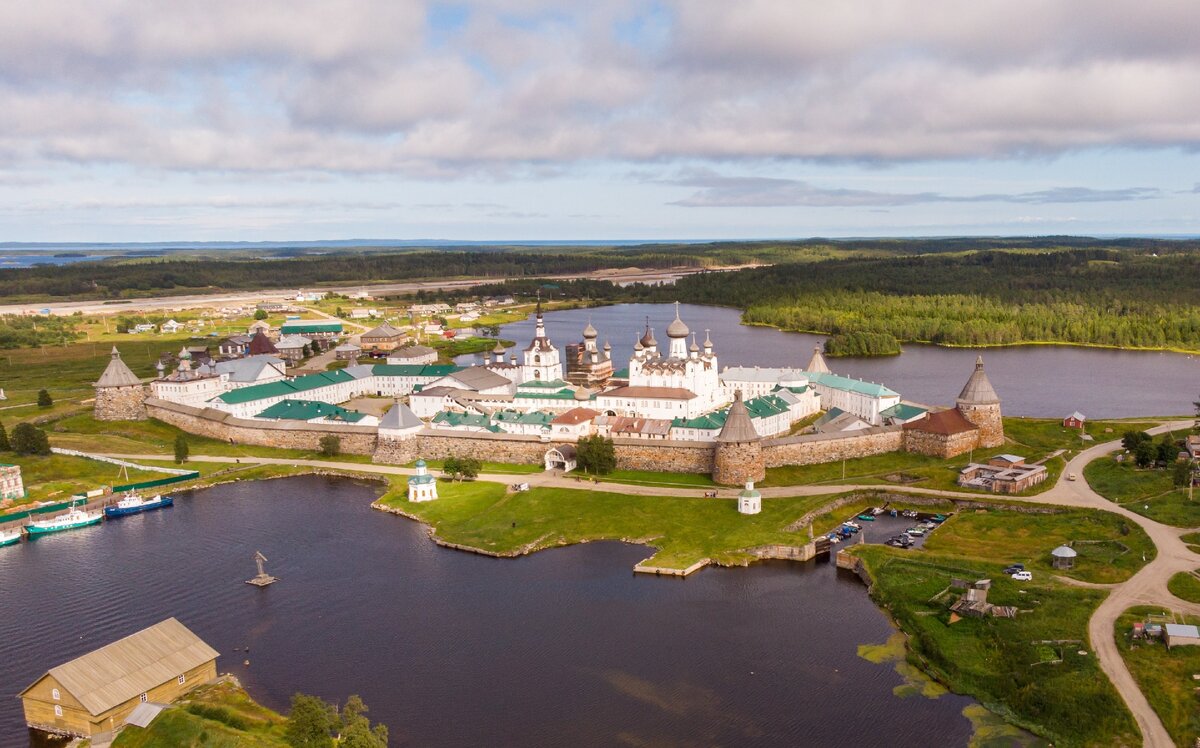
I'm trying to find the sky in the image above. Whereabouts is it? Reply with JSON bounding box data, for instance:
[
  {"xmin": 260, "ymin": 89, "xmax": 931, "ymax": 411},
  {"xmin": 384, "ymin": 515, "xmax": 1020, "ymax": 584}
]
[{"xmin": 2, "ymin": 1, "xmax": 1199, "ymax": 243}]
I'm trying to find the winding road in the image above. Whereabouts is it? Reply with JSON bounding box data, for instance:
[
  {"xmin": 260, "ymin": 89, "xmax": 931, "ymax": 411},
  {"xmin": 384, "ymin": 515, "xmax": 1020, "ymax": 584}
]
[{"xmin": 105, "ymin": 420, "xmax": 1196, "ymax": 746}]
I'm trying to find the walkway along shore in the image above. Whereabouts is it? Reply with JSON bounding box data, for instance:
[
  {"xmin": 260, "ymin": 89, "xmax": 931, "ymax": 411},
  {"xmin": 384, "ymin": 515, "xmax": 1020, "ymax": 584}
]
[{"xmin": 102, "ymin": 419, "xmax": 1197, "ymax": 747}]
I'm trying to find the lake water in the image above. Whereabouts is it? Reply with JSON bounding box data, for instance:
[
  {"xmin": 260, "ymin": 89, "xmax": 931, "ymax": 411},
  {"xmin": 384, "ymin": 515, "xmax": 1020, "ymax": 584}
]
[
  {"xmin": 457, "ymin": 303, "xmax": 1198, "ymax": 418},
  {"xmin": 0, "ymin": 476, "xmax": 980, "ymax": 746}
]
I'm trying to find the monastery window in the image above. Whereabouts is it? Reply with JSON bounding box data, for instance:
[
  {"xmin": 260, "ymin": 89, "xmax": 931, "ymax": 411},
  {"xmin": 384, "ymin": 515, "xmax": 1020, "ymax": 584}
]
[
  {"xmin": 140, "ymin": 693, "xmax": 148, "ymax": 703},
  {"xmin": 178, "ymin": 674, "xmax": 186, "ymax": 685},
  {"xmin": 54, "ymin": 705, "xmax": 63, "ymax": 718},
  {"xmin": 51, "ymin": 688, "xmax": 60, "ymax": 701}
]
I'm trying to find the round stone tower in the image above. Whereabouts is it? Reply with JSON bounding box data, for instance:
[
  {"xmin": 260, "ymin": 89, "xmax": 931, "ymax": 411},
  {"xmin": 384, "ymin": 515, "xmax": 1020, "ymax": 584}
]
[
  {"xmin": 955, "ymin": 355, "xmax": 1003, "ymax": 448},
  {"xmin": 712, "ymin": 391, "xmax": 765, "ymax": 486},
  {"xmin": 93, "ymin": 347, "xmax": 147, "ymax": 421}
]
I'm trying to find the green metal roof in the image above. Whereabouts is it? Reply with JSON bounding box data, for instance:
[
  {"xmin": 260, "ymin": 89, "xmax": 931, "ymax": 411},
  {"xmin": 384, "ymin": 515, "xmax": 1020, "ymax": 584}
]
[
  {"xmin": 216, "ymin": 368, "xmax": 357, "ymax": 405},
  {"xmin": 408, "ymin": 473, "xmax": 436, "ymax": 485},
  {"xmin": 880, "ymin": 403, "xmax": 928, "ymax": 421},
  {"xmin": 672, "ymin": 394, "xmax": 790, "ymax": 430},
  {"xmin": 514, "ymin": 389, "xmax": 579, "ymax": 400},
  {"xmin": 808, "ymin": 372, "xmax": 898, "ymax": 398},
  {"xmin": 491, "ymin": 409, "xmax": 554, "ymax": 425},
  {"xmin": 518, "ymin": 379, "xmax": 570, "ymax": 389},
  {"xmin": 611, "ymin": 368, "xmax": 629, "ymax": 379},
  {"xmin": 432, "ymin": 411, "xmax": 503, "ymax": 432},
  {"xmin": 370, "ymin": 364, "xmax": 460, "ymax": 377},
  {"xmin": 255, "ymin": 399, "xmax": 367, "ymax": 423},
  {"xmin": 280, "ymin": 321, "xmax": 343, "ymax": 334}
]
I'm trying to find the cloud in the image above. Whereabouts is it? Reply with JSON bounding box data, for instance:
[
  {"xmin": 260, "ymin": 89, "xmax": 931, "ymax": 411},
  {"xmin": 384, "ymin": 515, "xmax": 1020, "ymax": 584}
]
[
  {"xmin": 668, "ymin": 171, "xmax": 1160, "ymax": 207},
  {"xmin": 0, "ymin": 1, "xmax": 1199, "ymax": 176}
]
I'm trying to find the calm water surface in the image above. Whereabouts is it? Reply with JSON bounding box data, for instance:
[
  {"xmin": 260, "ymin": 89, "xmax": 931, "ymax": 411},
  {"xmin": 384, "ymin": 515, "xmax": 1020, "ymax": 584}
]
[
  {"xmin": 1, "ymin": 476, "xmax": 979, "ymax": 746},
  {"xmin": 458, "ymin": 303, "xmax": 1198, "ymax": 418}
]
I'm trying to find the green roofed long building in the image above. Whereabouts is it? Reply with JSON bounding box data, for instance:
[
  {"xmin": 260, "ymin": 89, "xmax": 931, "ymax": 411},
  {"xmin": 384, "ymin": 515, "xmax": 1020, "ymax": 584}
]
[{"xmin": 279, "ymin": 320, "xmax": 343, "ymax": 337}]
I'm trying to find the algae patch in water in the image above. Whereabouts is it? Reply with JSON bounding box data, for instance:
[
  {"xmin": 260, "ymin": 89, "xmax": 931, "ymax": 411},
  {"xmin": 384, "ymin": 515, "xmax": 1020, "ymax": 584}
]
[
  {"xmin": 962, "ymin": 704, "xmax": 1048, "ymax": 748},
  {"xmin": 856, "ymin": 631, "xmax": 906, "ymax": 664},
  {"xmin": 857, "ymin": 632, "xmax": 946, "ymax": 699}
]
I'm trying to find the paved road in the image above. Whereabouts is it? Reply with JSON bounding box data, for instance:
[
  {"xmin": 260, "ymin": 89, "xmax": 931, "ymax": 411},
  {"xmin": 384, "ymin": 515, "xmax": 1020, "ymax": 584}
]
[{"xmin": 106, "ymin": 420, "xmax": 1198, "ymax": 746}]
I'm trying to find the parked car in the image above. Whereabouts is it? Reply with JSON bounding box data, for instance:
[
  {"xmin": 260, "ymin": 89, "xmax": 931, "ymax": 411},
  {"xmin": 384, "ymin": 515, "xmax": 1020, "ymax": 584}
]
[
  {"xmin": 1003, "ymin": 563, "xmax": 1025, "ymax": 574},
  {"xmin": 1067, "ymin": 473, "xmax": 1077, "ymax": 481},
  {"xmin": 1011, "ymin": 570, "xmax": 1033, "ymax": 581}
]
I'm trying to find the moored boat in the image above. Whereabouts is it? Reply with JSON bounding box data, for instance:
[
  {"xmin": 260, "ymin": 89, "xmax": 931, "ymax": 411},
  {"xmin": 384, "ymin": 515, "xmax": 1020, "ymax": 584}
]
[
  {"xmin": 24, "ymin": 503, "xmax": 102, "ymax": 537},
  {"xmin": 0, "ymin": 528, "xmax": 21, "ymax": 547},
  {"xmin": 104, "ymin": 492, "xmax": 174, "ymax": 519}
]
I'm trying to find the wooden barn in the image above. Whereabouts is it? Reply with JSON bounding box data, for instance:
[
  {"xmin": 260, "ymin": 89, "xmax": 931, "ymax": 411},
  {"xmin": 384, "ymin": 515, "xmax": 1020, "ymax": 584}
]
[{"xmin": 19, "ymin": 618, "xmax": 218, "ymax": 739}]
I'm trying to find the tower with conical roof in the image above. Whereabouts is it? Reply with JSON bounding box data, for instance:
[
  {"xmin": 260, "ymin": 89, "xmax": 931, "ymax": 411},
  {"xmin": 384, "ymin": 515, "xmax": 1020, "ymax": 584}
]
[
  {"xmin": 806, "ymin": 345, "xmax": 831, "ymax": 374},
  {"xmin": 93, "ymin": 347, "xmax": 147, "ymax": 421},
  {"xmin": 712, "ymin": 390, "xmax": 765, "ymax": 485},
  {"xmin": 955, "ymin": 355, "xmax": 1003, "ymax": 448}
]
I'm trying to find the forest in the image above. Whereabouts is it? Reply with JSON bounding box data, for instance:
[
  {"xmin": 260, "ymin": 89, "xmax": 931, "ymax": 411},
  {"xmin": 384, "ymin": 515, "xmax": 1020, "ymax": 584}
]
[
  {"xmin": 3, "ymin": 236, "xmax": 1200, "ymax": 302},
  {"xmin": 462, "ymin": 248, "xmax": 1200, "ymax": 351},
  {"xmin": 665, "ymin": 250, "xmax": 1200, "ymax": 350}
]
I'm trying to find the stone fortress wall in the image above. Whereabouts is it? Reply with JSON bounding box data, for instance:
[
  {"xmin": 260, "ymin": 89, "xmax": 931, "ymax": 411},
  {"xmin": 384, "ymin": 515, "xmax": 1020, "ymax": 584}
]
[{"xmin": 147, "ymin": 398, "xmax": 909, "ymax": 476}]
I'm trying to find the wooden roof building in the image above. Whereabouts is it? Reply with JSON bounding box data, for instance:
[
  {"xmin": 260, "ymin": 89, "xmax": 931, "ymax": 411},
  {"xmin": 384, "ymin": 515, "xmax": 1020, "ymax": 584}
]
[{"xmin": 19, "ymin": 618, "xmax": 218, "ymax": 738}]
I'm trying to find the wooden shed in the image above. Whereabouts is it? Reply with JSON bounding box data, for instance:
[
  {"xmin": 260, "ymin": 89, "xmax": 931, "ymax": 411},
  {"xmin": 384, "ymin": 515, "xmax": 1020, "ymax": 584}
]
[{"xmin": 19, "ymin": 618, "xmax": 218, "ymax": 738}]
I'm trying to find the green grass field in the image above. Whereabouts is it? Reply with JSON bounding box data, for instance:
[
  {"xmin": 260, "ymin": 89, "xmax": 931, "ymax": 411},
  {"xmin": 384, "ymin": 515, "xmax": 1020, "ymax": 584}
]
[
  {"xmin": 759, "ymin": 417, "xmax": 1103, "ymax": 494},
  {"xmin": 378, "ymin": 478, "xmax": 840, "ymax": 569},
  {"xmin": 1084, "ymin": 458, "xmax": 1200, "ymax": 527},
  {"xmin": 856, "ymin": 546, "xmax": 1139, "ymax": 747},
  {"xmin": 1, "ymin": 453, "xmax": 180, "ymax": 506},
  {"xmin": 113, "ymin": 681, "xmax": 287, "ymax": 747},
  {"xmin": 1115, "ymin": 606, "xmax": 1200, "ymax": 748},
  {"xmin": 1167, "ymin": 571, "xmax": 1200, "ymax": 604},
  {"xmin": 922, "ymin": 508, "xmax": 1155, "ymax": 584}
]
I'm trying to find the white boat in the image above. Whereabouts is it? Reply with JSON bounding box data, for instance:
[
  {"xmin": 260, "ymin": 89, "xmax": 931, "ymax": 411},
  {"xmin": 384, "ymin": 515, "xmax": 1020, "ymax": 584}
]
[
  {"xmin": 844, "ymin": 521, "xmax": 861, "ymax": 529},
  {"xmin": 0, "ymin": 528, "xmax": 21, "ymax": 547},
  {"xmin": 25, "ymin": 503, "xmax": 103, "ymax": 537}
]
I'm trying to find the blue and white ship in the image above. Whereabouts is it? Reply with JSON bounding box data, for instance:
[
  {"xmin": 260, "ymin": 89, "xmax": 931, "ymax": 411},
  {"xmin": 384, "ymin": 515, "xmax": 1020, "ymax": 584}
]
[{"xmin": 104, "ymin": 492, "xmax": 174, "ymax": 519}]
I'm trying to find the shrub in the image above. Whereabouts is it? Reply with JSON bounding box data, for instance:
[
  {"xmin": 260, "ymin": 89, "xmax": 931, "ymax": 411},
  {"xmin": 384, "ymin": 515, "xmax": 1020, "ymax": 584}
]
[
  {"xmin": 318, "ymin": 435, "xmax": 340, "ymax": 457},
  {"xmin": 10, "ymin": 423, "xmax": 51, "ymax": 456}
]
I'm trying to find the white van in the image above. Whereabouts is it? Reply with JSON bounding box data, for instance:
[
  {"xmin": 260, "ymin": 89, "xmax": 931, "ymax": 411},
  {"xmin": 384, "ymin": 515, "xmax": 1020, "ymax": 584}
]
[{"xmin": 1011, "ymin": 570, "xmax": 1033, "ymax": 581}]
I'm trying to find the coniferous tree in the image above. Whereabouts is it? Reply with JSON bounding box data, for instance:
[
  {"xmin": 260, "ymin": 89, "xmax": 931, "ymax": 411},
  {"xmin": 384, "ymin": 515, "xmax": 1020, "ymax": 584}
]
[{"xmin": 0, "ymin": 421, "xmax": 9, "ymax": 452}]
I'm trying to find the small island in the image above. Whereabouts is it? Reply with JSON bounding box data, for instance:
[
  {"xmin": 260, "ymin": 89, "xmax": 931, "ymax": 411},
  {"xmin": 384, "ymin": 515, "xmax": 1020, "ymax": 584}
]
[{"xmin": 823, "ymin": 331, "xmax": 902, "ymax": 357}]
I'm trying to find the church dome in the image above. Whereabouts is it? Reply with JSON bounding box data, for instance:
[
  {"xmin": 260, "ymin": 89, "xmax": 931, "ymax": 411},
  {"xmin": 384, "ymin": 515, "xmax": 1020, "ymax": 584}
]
[
  {"xmin": 666, "ymin": 303, "xmax": 689, "ymax": 338},
  {"xmin": 573, "ymin": 387, "xmax": 591, "ymax": 401},
  {"xmin": 640, "ymin": 328, "xmax": 657, "ymax": 348},
  {"xmin": 492, "ymin": 341, "xmax": 506, "ymax": 354},
  {"xmin": 178, "ymin": 347, "xmax": 192, "ymax": 360},
  {"xmin": 603, "ymin": 340, "xmax": 611, "ymax": 351},
  {"xmin": 582, "ymin": 321, "xmax": 598, "ymax": 339}
]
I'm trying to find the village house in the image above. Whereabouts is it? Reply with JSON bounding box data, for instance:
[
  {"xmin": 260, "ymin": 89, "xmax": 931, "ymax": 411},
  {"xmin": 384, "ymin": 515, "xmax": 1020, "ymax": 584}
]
[
  {"xmin": 159, "ymin": 319, "xmax": 183, "ymax": 333},
  {"xmin": 360, "ymin": 322, "xmax": 406, "ymax": 351},
  {"xmin": 1063, "ymin": 411, "xmax": 1087, "ymax": 429},
  {"xmin": 1165, "ymin": 623, "xmax": 1200, "ymax": 649},
  {"xmin": 349, "ymin": 308, "xmax": 379, "ymax": 319},
  {"xmin": 218, "ymin": 335, "xmax": 252, "ymax": 358},
  {"xmin": 274, "ymin": 335, "xmax": 313, "ymax": 363},
  {"xmin": 334, "ymin": 343, "xmax": 362, "ymax": 361},
  {"xmin": 247, "ymin": 319, "xmax": 273, "ymax": 337},
  {"xmin": 386, "ymin": 344, "xmax": 438, "ymax": 365},
  {"xmin": 1186, "ymin": 435, "xmax": 1200, "ymax": 460},
  {"xmin": 19, "ymin": 618, "xmax": 218, "ymax": 739}
]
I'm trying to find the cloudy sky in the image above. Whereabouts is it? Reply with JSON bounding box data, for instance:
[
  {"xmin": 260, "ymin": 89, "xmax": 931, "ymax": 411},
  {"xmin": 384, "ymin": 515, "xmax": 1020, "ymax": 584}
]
[{"xmin": 2, "ymin": 0, "xmax": 1199, "ymax": 242}]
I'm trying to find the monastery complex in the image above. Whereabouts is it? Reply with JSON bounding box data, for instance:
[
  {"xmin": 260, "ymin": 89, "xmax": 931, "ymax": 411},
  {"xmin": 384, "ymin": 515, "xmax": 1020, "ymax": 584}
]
[{"xmin": 95, "ymin": 302, "xmax": 1004, "ymax": 485}]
